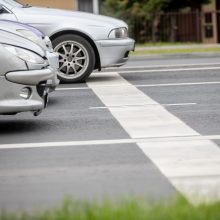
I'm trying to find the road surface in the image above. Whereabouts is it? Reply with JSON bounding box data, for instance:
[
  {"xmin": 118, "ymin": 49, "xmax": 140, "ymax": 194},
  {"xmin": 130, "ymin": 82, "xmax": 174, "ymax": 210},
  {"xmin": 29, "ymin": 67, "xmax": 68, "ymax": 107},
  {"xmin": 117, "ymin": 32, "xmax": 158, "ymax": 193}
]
[{"xmin": 0, "ymin": 55, "xmax": 220, "ymax": 211}]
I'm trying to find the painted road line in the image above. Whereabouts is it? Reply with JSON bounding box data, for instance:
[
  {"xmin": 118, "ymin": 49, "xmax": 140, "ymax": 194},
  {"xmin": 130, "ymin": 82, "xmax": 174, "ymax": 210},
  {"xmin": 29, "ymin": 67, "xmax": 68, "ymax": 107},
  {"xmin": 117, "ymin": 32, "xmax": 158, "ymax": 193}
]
[
  {"xmin": 1, "ymin": 134, "xmax": 220, "ymax": 149},
  {"xmin": 119, "ymin": 66, "xmax": 220, "ymax": 74},
  {"xmin": 87, "ymin": 72, "xmax": 198, "ymax": 138},
  {"xmin": 138, "ymin": 140, "xmax": 220, "ymax": 203},
  {"xmin": 162, "ymin": 103, "xmax": 197, "ymax": 106},
  {"xmin": 137, "ymin": 81, "xmax": 220, "ymax": 87},
  {"xmin": 56, "ymin": 81, "xmax": 220, "ymax": 92},
  {"xmin": 56, "ymin": 87, "xmax": 89, "ymax": 91},
  {"xmin": 0, "ymin": 139, "xmax": 135, "ymax": 149},
  {"xmin": 107, "ymin": 62, "xmax": 220, "ymax": 70},
  {"xmin": 55, "ymin": 66, "xmax": 220, "ymax": 92},
  {"xmin": 87, "ymin": 71, "xmax": 220, "ymax": 203},
  {"xmin": 89, "ymin": 103, "xmax": 197, "ymax": 110}
]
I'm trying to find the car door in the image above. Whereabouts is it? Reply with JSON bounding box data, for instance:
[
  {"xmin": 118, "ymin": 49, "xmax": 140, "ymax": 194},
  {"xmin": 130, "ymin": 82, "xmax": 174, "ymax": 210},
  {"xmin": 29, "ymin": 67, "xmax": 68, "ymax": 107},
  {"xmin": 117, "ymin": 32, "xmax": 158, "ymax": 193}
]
[{"xmin": 0, "ymin": 4, "xmax": 17, "ymax": 21}]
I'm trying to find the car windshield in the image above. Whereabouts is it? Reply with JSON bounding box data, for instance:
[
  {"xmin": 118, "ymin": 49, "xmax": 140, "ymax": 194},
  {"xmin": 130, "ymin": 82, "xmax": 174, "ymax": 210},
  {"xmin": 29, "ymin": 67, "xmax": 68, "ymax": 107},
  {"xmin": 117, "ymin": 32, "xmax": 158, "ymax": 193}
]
[{"xmin": 0, "ymin": 0, "xmax": 25, "ymax": 7}]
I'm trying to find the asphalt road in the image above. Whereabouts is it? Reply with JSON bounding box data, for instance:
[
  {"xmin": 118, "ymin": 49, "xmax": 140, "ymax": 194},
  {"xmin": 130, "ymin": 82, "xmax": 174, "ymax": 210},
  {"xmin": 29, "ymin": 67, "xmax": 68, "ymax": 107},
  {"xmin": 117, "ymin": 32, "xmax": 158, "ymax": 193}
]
[{"xmin": 0, "ymin": 55, "xmax": 220, "ymax": 212}]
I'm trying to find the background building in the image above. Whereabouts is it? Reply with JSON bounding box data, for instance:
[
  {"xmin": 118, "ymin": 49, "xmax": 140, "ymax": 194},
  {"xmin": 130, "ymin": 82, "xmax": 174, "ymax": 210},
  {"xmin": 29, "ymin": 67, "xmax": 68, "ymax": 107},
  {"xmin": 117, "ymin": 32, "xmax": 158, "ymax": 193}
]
[
  {"xmin": 20, "ymin": 0, "xmax": 99, "ymax": 13},
  {"xmin": 202, "ymin": 0, "xmax": 218, "ymax": 43},
  {"xmin": 21, "ymin": 0, "xmax": 75, "ymax": 10}
]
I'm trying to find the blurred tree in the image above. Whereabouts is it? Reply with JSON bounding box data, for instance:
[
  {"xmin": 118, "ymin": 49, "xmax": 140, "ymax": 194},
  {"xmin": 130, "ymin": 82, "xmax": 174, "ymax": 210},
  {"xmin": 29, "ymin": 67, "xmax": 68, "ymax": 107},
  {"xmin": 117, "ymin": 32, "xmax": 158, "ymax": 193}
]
[
  {"xmin": 101, "ymin": 0, "xmax": 210, "ymax": 17},
  {"xmin": 101, "ymin": 0, "xmax": 210, "ymax": 42}
]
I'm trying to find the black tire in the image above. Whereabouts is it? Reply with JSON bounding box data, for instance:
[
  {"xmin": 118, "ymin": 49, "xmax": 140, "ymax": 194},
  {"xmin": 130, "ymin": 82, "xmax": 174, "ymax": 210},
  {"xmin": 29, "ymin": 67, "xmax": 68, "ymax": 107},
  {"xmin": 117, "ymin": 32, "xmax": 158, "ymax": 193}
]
[{"xmin": 52, "ymin": 34, "xmax": 95, "ymax": 83}]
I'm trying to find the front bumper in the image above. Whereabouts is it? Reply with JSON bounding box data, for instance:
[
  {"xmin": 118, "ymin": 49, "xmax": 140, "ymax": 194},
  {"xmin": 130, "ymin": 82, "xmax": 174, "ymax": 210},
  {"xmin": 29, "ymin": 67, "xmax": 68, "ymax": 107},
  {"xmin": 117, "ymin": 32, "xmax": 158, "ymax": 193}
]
[
  {"xmin": 46, "ymin": 51, "xmax": 60, "ymax": 91},
  {"xmin": 0, "ymin": 68, "xmax": 54, "ymax": 115},
  {"xmin": 95, "ymin": 38, "xmax": 135, "ymax": 68}
]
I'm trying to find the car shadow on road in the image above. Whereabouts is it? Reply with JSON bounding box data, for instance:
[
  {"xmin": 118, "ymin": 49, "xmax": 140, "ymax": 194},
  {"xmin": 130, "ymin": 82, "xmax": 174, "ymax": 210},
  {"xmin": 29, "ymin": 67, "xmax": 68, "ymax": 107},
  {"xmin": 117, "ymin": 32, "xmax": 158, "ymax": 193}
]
[
  {"xmin": 0, "ymin": 119, "xmax": 49, "ymax": 135},
  {"xmin": 86, "ymin": 75, "xmax": 118, "ymax": 83},
  {"xmin": 47, "ymin": 96, "xmax": 60, "ymax": 107}
]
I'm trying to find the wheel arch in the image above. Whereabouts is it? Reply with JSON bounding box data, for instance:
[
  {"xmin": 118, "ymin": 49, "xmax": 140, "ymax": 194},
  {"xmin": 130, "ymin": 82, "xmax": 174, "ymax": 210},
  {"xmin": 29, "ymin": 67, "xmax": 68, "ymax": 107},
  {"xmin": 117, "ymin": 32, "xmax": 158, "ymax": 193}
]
[{"xmin": 50, "ymin": 30, "xmax": 101, "ymax": 70}]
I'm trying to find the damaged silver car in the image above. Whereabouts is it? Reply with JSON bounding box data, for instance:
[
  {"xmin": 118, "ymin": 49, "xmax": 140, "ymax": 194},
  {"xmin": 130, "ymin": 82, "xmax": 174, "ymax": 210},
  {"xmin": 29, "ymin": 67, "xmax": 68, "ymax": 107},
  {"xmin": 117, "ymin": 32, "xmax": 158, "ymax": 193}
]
[
  {"xmin": 0, "ymin": 19, "xmax": 59, "ymax": 91},
  {"xmin": 0, "ymin": 29, "xmax": 57, "ymax": 116}
]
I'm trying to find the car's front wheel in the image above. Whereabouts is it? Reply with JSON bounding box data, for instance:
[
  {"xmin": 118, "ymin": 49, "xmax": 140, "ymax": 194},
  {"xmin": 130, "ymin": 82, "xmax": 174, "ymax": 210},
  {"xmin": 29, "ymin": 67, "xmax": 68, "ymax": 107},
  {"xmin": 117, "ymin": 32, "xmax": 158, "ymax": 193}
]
[{"xmin": 52, "ymin": 34, "xmax": 95, "ymax": 83}]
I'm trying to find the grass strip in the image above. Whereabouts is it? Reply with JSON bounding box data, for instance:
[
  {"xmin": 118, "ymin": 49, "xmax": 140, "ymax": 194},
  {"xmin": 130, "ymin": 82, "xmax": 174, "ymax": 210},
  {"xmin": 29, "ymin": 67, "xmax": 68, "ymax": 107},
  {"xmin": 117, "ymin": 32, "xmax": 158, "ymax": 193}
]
[
  {"xmin": 135, "ymin": 42, "xmax": 200, "ymax": 47},
  {"xmin": 1, "ymin": 196, "xmax": 220, "ymax": 220}
]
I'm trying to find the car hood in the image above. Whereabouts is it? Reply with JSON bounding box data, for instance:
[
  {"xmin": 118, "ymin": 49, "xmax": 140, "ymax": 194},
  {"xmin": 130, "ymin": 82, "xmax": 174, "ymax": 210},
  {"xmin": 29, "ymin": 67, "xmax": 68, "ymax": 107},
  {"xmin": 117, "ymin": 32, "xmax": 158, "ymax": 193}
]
[
  {"xmin": 14, "ymin": 6, "xmax": 127, "ymax": 28},
  {"xmin": 0, "ymin": 20, "xmax": 44, "ymax": 37},
  {"xmin": 0, "ymin": 30, "xmax": 45, "ymax": 57}
]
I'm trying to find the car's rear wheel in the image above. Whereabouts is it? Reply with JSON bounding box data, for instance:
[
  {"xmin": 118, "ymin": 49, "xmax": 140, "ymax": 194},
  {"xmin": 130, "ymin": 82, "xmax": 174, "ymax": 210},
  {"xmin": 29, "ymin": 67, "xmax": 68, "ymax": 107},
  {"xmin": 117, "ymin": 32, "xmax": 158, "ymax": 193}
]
[{"xmin": 52, "ymin": 34, "xmax": 95, "ymax": 83}]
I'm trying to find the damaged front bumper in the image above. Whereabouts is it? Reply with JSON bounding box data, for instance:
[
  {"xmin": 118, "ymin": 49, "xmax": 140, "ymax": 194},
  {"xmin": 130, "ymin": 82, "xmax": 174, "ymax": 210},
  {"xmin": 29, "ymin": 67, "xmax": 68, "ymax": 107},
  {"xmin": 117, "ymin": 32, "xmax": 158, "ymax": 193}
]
[{"xmin": 0, "ymin": 68, "xmax": 55, "ymax": 116}]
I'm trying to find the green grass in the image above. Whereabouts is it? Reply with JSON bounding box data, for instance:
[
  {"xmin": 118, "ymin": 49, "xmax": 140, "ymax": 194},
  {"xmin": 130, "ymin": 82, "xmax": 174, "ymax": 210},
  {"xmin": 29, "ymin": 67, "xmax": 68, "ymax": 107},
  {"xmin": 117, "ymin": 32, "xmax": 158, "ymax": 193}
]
[
  {"xmin": 132, "ymin": 42, "xmax": 220, "ymax": 55},
  {"xmin": 1, "ymin": 196, "xmax": 220, "ymax": 220},
  {"xmin": 135, "ymin": 42, "xmax": 199, "ymax": 47}
]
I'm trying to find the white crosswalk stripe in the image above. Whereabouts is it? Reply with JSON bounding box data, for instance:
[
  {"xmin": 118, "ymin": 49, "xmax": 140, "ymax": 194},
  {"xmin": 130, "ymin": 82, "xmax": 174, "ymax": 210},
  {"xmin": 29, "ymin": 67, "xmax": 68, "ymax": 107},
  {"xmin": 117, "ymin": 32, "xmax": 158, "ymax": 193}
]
[{"xmin": 87, "ymin": 72, "xmax": 220, "ymax": 203}]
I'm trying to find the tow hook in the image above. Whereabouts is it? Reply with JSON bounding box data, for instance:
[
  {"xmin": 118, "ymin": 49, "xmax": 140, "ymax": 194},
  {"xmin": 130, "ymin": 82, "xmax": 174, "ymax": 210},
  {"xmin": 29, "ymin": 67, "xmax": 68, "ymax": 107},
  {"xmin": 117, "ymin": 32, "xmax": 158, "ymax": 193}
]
[{"xmin": 33, "ymin": 109, "xmax": 42, "ymax": 117}]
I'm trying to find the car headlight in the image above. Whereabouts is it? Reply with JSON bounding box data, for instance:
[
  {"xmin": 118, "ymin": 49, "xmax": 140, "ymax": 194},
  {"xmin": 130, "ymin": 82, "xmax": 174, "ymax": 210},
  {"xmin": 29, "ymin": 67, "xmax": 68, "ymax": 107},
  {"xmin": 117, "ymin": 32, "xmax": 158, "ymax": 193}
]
[
  {"xmin": 17, "ymin": 29, "xmax": 45, "ymax": 49},
  {"xmin": 109, "ymin": 27, "xmax": 128, "ymax": 39},
  {"xmin": 3, "ymin": 44, "xmax": 45, "ymax": 64}
]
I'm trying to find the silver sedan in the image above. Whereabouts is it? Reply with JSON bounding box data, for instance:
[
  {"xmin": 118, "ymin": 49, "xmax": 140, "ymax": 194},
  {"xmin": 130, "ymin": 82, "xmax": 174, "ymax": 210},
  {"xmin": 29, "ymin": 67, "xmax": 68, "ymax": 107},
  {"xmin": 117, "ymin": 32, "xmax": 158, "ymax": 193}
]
[
  {"xmin": 0, "ymin": 0, "xmax": 135, "ymax": 83},
  {"xmin": 0, "ymin": 29, "xmax": 57, "ymax": 116}
]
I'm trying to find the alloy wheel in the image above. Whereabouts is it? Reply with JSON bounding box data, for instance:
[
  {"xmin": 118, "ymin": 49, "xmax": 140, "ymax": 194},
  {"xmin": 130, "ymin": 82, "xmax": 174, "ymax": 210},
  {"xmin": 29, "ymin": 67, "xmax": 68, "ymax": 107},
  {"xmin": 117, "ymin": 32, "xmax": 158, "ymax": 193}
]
[{"xmin": 54, "ymin": 40, "xmax": 89, "ymax": 80}]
